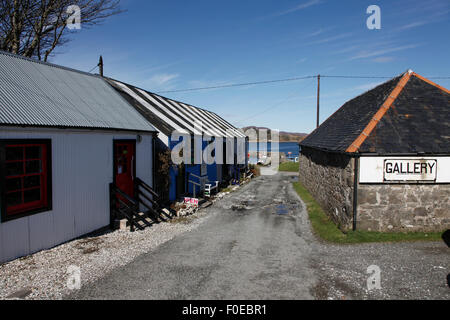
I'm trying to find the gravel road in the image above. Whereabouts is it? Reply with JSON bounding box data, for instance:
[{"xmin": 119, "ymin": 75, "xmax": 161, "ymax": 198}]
[
  {"xmin": 0, "ymin": 196, "xmax": 216, "ymax": 300},
  {"xmin": 69, "ymin": 173, "xmax": 450, "ymax": 300}
]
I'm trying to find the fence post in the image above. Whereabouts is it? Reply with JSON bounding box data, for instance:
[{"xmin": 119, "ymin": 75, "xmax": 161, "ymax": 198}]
[{"xmin": 130, "ymin": 207, "xmax": 135, "ymax": 232}]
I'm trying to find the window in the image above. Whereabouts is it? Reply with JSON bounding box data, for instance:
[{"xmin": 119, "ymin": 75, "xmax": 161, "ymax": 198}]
[
  {"xmin": 1, "ymin": 140, "xmax": 52, "ymax": 222},
  {"xmin": 115, "ymin": 145, "xmax": 129, "ymax": 174}
]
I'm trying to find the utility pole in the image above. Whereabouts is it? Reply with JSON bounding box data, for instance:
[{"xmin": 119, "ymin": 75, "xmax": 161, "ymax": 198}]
[
  {"xmin": 316, "ymin": 74, "xmax": 320, "ymax": 128},
  {"xmin": 98, "ymin": 56, "xmax": 104, "ymax": 77}
]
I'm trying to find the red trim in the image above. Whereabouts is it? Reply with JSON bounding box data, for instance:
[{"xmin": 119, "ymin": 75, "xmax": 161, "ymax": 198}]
[
  {"xmin": 346, "ymin": 72, "xmax": 412, "ymax": 153},
  {"xmin": 113, "ymin": 141, "xmax": 136, "ymax": 198},
  {"xmin": 5, "ymin": 143, "xmax": 48, "ymax": 216}
]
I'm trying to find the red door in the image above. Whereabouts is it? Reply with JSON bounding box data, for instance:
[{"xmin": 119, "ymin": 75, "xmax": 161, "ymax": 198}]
[{"xmin": 114, "ymin": 141, "xmax": 135, "ymax": 197}]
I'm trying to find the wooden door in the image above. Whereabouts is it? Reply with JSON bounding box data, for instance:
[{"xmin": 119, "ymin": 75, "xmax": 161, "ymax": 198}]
[{"xmin": 114, "ymin": 141, "xmax": 135, "ymax": 197}]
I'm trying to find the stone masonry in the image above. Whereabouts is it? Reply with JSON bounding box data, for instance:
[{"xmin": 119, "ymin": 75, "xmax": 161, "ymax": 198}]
[
  {"xmin": 357, "ymin": 184, "xmax": 450, "ymax": 232},
  {"xmin": 299, "ymin": 147, "xmax": 450, "ymax": 232},
  {"xmin": 299, "ymin": 147, "xmax": 355, "ymax": 231}
]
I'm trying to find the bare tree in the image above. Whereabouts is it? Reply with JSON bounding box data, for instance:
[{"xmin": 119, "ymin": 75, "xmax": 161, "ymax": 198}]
[{"xmin": 0, "ymin": 0, "xmax": 123, "ymax": 61}]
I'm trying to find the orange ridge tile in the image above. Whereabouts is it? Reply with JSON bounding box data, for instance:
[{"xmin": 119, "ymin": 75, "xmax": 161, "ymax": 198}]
[{"xmin": 346, "ymin": 71, "xmax": 412, "ymax": 153}]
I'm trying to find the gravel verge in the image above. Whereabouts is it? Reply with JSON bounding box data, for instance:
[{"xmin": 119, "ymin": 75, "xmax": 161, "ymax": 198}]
[
  {"xmin": 0, "ymin": 184, "xmax": 245, "ymax": 300},
  {"xmin": 310, "ymin": 241, "xmax": 450, "ymax": 300}
]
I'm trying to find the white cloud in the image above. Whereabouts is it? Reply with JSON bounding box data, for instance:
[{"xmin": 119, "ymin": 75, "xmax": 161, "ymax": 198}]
[
  {"xmin": 397, "ymin": 21, "xmax": 429, "ymax": 31},
  {"xmin": 273, "ymin": 0, "xmax": 322, "ymax": 17},
  {"xmin": 373, "ymin": 56, "xmax": 394, "ymax": 63},
  {"xmin": 138, "ymin": 60, "xmax": 185, "ymax": 75},
  {"xmin": 349, "ymin": 44, "xmax": 420, "ymax": 61},
  {"xmin": 148, "ymin": 73, "xmax": 179, "ymax": 86},
  {"xmin": 301, "ymin": 26, "xmax": 335, "ymax": 39},
  {"xmin": 394, "ymin": 5, "xmax": 450, "ymax": 32},
  {"xmin": 142, "ymin": 73, "xmax": 180, "ymax": 91},
  {"xmin": 306, "ymin": 32, "xmax": 353, "ymax": 45},
  {"xmin": 354, "ymin": 82, "xmax": 383, "ymax": 91}
]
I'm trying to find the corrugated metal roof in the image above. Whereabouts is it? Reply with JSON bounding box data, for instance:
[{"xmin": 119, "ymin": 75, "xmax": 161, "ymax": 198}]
[
  {"xmin": 0, "ymin": 51, "xmax": 157, "ymax": 132},
  {"xmin": 107, "ymin": 78, "xmax": 247, "ymax": 140}
]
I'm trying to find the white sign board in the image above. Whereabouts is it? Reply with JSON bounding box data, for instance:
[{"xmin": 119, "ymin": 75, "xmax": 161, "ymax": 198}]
[{"xmin": 359, "ymin": 157, "xmax": 450, "ymax": 183}]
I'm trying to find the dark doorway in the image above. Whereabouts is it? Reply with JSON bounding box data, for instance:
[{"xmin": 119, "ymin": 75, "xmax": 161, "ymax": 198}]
[{"xmin": 113, "ymin": 141, "xmax": 136, "ymax": 197}]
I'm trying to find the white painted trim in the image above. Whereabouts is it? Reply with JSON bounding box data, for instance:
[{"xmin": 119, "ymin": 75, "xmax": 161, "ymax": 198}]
[{"xmin": 359, "ymin": 156, "xmax": 450, "ymax": 183}]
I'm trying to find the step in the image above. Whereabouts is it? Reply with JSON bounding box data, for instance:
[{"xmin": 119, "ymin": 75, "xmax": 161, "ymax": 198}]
[
  {"xmin": 136, "ymin": 212, "xmax": 155, "ymax": 225},
  {"xmin": 139, "ymin": 211, "xmax": 162, "ymax": 223},
  {"xmin": 116, "ymin": 216, "xmax": 152, "ymax": 232},
  {"xmin": 161, "ymin": 208, "xmax": 172, "ymax": 217}
]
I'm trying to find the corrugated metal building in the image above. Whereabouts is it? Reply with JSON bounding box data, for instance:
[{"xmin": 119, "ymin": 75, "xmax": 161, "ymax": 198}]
[
  {"xmin": 0, "ymin": 51, "xmax": 157, "ymax": 263},
  {"xmin": 107, "ymin": 79, "xmax": 248, "ymax": 202}
]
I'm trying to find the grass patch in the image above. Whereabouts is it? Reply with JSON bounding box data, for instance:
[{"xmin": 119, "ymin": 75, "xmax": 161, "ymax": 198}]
[
  {"xmin": 221, "ymin": 186, "xmax": 234, "ymax": 193},
  {"xmin": 292, "ymin": 181, "xmax": 442, "ymax": 244},
  {"xmin": 249, "ymin": 164, "xmax": 261, "ymax": 177},
  {"xmin": 278, "ymin": 162, "xmax": 299, "ymax": 172}
]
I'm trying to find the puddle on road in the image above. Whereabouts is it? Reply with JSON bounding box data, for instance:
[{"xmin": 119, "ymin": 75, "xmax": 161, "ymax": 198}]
[
  {"xmin": 224, "ymin": 184, "xmax": 303, "ymax": 217},
  {"xmin": 276, "ymin": 204, "xmax": 289, "ymax": 215},
  {"xmin": 231, "ymin": 204, "xmax": 247, "ymax": 211},
  {"xmin": 231, "ymin": 199, "xmax": 256, "ymax": 212}
]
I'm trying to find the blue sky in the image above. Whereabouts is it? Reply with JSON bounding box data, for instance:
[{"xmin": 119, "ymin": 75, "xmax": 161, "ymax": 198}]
[{"xmin": 52, "ymin": 0, "xmax": 450, "ymax": 133}]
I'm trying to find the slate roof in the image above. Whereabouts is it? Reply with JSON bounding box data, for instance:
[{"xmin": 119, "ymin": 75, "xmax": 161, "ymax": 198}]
[
  {"xmin": 300, "ymin": 71, "xmax": 450, "ymax": 155},
  {"xmin": 107, "ymin": 78, "xmax": 246, "ymax": 144},
  {"xmin": 0, "ymin": 50, "xmax": 157, "ymax": 133}
]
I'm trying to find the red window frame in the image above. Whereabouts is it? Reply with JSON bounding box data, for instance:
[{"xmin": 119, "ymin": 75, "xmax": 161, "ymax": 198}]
[{"xmin": 1, "ymin": 140, "xmax": 52, "ymax": 222}]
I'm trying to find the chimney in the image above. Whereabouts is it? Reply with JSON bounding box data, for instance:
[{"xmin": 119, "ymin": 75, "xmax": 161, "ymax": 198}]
[{"xmin": 98, "ymin": 55, "xmax": 104, "ymax": 77}]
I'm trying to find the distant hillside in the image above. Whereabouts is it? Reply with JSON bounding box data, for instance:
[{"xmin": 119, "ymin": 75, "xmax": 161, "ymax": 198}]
[{"xmin": 242, "ymin": 126, "xmax": 308, "ymax": 142}]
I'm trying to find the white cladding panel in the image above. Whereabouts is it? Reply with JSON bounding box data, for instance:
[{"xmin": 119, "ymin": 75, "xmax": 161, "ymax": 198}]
[
  {"xmin": 359, "ymin": 156, "xmax": 450, "ymax": 183},
  {"xmin": 0, "ymin": 128, "xmax": 153, "ymax": 263}
]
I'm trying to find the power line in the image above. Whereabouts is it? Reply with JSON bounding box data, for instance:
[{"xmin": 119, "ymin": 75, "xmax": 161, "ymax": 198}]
[
  {"xmin": 156, "ymin": 76, "xmax": 316, "ymax": 93},
  {"xmin": 234, "ymin": 79, "xmax": 316, "ymax": 125},
  {"xmin": 323, "ymin": 75, "xmax": 450, "ymax": 79},
  {"xmin": 321, "ymin": 75, "xmax": 392, "ymax": 79},
  {"xmin": 424, "ymin": 77, "xmax": 450, "ymax": 79},
  {"xmin": 88, "ymin": 65, "xmax": 98, "ymax": 73},
  {"xmin": 155, "ymin": 74, "xmax": 450, "ymax": 94}
]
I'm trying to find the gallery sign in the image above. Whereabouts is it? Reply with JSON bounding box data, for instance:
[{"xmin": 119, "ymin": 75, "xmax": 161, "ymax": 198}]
[
  {"xmin": 359, "ymin": 157, "xmax": 450, "ymax": 183},
  {"xmin": 384, "ymin": 159, "xmax": 437, "ymax": 181}
]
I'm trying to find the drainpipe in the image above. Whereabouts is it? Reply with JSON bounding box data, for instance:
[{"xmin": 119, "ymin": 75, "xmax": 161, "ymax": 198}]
[{"xmin": 352, "ymin": 156, "xmax": 359, "ymax": 231}]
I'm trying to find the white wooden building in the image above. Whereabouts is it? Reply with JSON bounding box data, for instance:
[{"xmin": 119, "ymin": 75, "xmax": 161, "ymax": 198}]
[{"xmin": 0, "ymin": 51, "xmax": 157, "ymax": 263}]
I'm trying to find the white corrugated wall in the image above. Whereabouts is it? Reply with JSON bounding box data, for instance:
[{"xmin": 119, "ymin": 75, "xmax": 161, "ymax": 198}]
[{"xmin": 0, "ymin": 127, "xmax": 154, "ymax": 263}]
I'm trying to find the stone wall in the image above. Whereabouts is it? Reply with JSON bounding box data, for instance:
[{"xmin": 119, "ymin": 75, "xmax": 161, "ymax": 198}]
[
  {"xmin": 299, "ymin": 147, "xmax": 355, "ymax": 231},
  {"xmin": 299, "ymin": 147, "xmax": 450, "ymax": 232},
  {"xmin": 357, "ymin": 184, "xmax": 450, "ymax": 232}
]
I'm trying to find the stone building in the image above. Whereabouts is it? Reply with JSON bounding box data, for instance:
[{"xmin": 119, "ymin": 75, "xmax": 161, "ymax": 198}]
[{"xmin": 299, "ymin": 70, "xmax": 450, "ymax": 232}]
